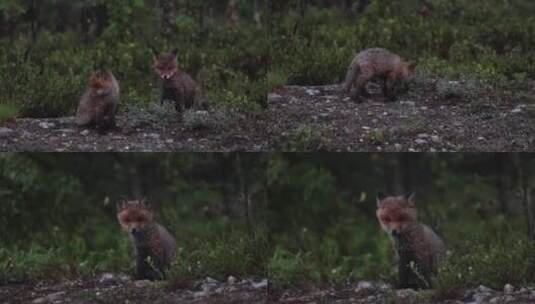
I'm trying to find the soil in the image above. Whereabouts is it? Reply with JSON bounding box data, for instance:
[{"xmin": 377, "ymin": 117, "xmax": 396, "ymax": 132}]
[
  {"xmin": 0, "ymin": 275, "xmax": 267, "ymax": 304},
  {"xmin": 272, "ymin": 282, "xmax": 535, "ymax": 304},
  {"xmin": 2, "ymin": 79, "xmax": 534, "ymax": 152},
  {"xmin": 0, "ymin": 109, "xmax": 268, "ymax": 152},
  {"xmin": 267, "ymin": 80, "xmax": 535, "ymax": 152}
]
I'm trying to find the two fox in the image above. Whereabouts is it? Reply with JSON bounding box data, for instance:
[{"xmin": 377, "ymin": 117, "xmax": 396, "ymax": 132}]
[
  {"xmin": 76, "ymin": 49, "xmax": 199, "ymax": 132},
  {"xmin": 117, "ymin": 199, "xmax": 176, "ymax": 280},
  {"xmin": 376, "ymin": 193, "xmax": 445, "ymax": 289},
  {"xmin": 344, "ymin": 48, "xmax": 416, "ymax": 102}
]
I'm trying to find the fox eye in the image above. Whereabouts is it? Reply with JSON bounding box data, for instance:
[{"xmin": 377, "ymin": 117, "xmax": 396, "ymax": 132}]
[{"xmin": 382, "ymin": 216, "xmax": 391, "ymax": 223}]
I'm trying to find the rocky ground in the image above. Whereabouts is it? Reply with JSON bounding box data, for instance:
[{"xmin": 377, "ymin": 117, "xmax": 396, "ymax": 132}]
[
  {"xmin": 267, "ymin": 79, "xmax": 535, "ymax": 152},
  {"xmin": 0, "ymin": 274, "xmax": 267, "ymax": 304},
  {"xmin": 0, "ymin": 105, "xmax": 268, "ymax": 152},
  {"xmin": 273, "ymin": 282, "xmax": 535, "ymax": 304},
  {"xmin": 2, "ymin": 276, "xmax": 534, "ymax": 303}
]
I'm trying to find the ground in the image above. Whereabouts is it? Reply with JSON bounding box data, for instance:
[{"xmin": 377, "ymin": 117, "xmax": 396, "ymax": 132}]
[
  {"xmin": 267, "ymin": 79, "xmax": 535, "ymax": 152},
  {"xmin": 0, "ymin": 106, "xmax": 268, "ymax": 152},
  {"xmin": 1, "ymin": 277, "xmax": 534, "ymax": 303},
  {"xmin": 272, "ymin": 282, "xmax": 535, "ymax": 304},
  {"xmin": 0, "ymin": 275, "xmax": 267, "ymax": 304},
  {"xmin": 2, "ymin": 79, "xmax": 534, "ymax": 152}
]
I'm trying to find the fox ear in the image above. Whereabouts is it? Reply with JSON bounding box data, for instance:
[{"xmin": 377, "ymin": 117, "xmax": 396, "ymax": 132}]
[
  {"xmin": 116, "ymin": 199, "xmax": 127, "ymax": 211},
  {"xmin": 171, "ymin": 48, "xmax": 179, "ymax": 57},
  {"xmin": 148, "ymin": 42, "xmax": 159, "ymax": 58},
  {"xmin": 140, "ymin": 197, "xmax": 152, "ymax": 209},
  {"xmin": 376, "ymin": 192, "xmax": 386, "ymax": 207},
  {"xmin": 406, "ymin": 193, "xmax": 416, "ymax": 206},
  {"xmin": 408, "ymin": 63, "xmax": 417, "ymax": 73}
]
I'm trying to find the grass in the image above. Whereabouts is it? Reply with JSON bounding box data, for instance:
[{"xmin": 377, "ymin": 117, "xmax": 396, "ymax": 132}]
[
  {"xmin": 271, "ymin": 0, "xmax": 535, "ymax": 96},
  {"xmin": 433, "ymin": 236, "xmax": 535, "ymax": 300},
  {"xmin": 0, "ymin": 226, "xmax": 268, "ymax": 285},
  {"xmin": 0, "ymin": 103, "xmax": 19, "ymax": 121}
]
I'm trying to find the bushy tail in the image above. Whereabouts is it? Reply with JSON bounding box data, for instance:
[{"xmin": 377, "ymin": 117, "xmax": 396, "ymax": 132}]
[{"xmin": 75, "ymin": 94, "xmax": 94, "ymax": 126}]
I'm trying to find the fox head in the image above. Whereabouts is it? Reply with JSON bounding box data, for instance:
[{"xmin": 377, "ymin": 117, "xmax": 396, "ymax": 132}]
[
  {"xmin": 153, "ymin": 49, "xmax": 179, "ymax": 80},
  {"xmin": 400, "ymin": 61, "xmax": 417, "ymax": 79},
  {"xmin": 376, "ymin": 193, "xmax": 418, "ymax": 236},
  {"xmin": 117, "ymin": 198, "xmax": 154, "ymax": 236},
  {"xmin": 88, "ymin": 70, "xmax": 114, "ymax": 96}
]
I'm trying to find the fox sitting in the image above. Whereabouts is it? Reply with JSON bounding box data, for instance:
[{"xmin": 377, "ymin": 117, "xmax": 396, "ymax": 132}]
[
  {"xmin": 153, "ymin": 48, "xmax": 199, "ymax": 112},
  {"xmin": 117, "ymin": 199, "xmax": 176, "ymax": 280},
  {"xmin": 376, "ymin": 193, "xmax": 445, "ymax": 289},
  {"xmin": 343, "ymin": 48, "xmax": 415, "ymax": 102},
  {"xmin": 76, "ymin": 70, "xmax": 120, "ymax": 132}
]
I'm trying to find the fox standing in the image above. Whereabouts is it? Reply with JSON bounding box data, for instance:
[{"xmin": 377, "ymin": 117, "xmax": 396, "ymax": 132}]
[
  {"xmin": 153, "ymin": 49, "xmax": 199, "ymax": 112},
  {"xmin": 76, "ymin": 70, "xmax": 119, "ymax": 131},
  {"xmin": 343, "ymin": 48, "xmax": 415, "ymax": 101},
  {"xmin": 117, "ymin": 199, "xmax": 176, "ymax": 280},
  {"xmin": 376, "ymin": 193, "xmax": 445, "ymax": 289}
]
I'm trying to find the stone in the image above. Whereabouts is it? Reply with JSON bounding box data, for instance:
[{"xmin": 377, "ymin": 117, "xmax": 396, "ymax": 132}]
[{"xmin": 0, "ymin": 127, "xmax": 14, "ymax": 138}]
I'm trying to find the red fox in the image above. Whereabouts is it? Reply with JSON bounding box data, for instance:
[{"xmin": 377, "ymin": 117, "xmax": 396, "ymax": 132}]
[
  {"xmin": 376, "ymin": 193, "xmax": 445, "ymax": 289},
  {"xmin": 76, "ymin": 70, "xmax": 119, "ymax": 132},
  {"xmin": 117, "ymin": 199, "xmax": 176, "ymax": 280},
  {"xmin": 343, "ymin": 48, "xmax": 415, "ymax": 101},
  {"xmin": 153, "ymin": 49, "xmax": 199, "ymax": 112}
]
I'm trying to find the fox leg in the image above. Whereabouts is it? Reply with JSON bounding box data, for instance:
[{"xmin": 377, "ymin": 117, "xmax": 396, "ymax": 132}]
[
  {"xmin": 135, "ymin": 253, "xmax": 164, "ymax": 280},
  {"xmin": 350, "ymin": 73, "xmax": 372, "ymax": 102},
  {"xmin": 384, "ymin": 74, "xmax": 397, "ymax": 101}
]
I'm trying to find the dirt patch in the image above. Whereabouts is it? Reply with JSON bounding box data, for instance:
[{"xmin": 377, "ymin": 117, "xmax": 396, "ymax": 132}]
[
  {"xmin": 0, "ymin": 275, "xmax": 268, "ymax": 304},
  {"xmin": 267, "ymin": 81, "xmax": 535, "ymax": 151},
  {"xmin": 0, "ymin": 108, "xmax": 268, "ymax": 152},
  {"xmin": 272, "ymin": 282, "xmax": 535, "ymax": 304}
]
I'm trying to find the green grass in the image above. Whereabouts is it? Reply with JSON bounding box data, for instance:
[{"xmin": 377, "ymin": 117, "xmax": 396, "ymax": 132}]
[
  {"xmin": 433, "ymin": 236, "xmax": 535, "ymax": 300},
  {"xmin": 0, "ymin": 103, "xmax": 19, "ymax": 121},
  {"xmin": 272, "ymin": 0, "xmax": 535, "ymax": 90}
]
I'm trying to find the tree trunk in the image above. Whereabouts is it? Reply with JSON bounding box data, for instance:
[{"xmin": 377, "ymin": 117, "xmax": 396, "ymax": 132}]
[
  {"xmin": 160, "ymin": 0, "xmax": 176, "ymax": 38},
  {"xmin": 236, "ymin": 154, "xmax": 252, "ymax": 235},
  {"xmin": 514, "ymin": 154, "xmax": 535, "ymax": 242}
]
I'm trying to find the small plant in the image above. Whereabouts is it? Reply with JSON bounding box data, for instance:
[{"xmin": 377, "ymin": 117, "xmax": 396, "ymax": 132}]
[
  {"xmin": 282, "ymin": 124, "xmax": 329, "ymax": 151},
  {"xmin": 183, "ymin": 109, "xmax": 232, "ymax": 130},
  {"xmin": 0, "ymin": 103, "xmax": 19, "ymax": 121},
  {"xmin": 368, "ymin": 128, "xmax": 388, "ymax": 145},
  {"xmin": 267, "ymin": 69, "xmax": 289, "ymax": 91}
]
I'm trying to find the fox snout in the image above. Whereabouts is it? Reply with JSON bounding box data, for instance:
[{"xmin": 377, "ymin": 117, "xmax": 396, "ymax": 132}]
[{"xmin": 159, "ymin": 72, "xmax": 175, "ymax": 80}]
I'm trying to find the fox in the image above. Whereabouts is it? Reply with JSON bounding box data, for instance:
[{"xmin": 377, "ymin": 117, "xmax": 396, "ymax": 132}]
[
  {"xmin": 153, "ymin": 48, "xmax": 199, "ymax": 112},
  {"xmin": 376, "ymin": 193, "xmax": 445, "ymax": 289},
  {"xmin": 343, "ymin": 48, "xmax": 416, "ymax": 102},
  {"xmin": 76, "ymin": 70, "xmax": 120, "ymax": 132},
  {"xmin": 117, "ymin": 199, "xmax": 176, "ymax": 280}
]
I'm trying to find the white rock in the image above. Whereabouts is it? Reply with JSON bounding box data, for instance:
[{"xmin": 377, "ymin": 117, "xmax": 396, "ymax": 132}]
[
  {"xmin": 227, "ymin": 276, "xmax": 237, "ymax": 284},
  {"xmin": 356, "ymin": 281, "xmax": 374, "ymax": 290},
  {"xmin": 99, "ymin": 273, "xmax": 115, "ymax": 283},
  {"xmin": 80, "ymin": 130, "xmax": 90, "ymax": 136},
  {"xmin": 133, "ymin": 279, "xmax": 152, "ymax": 288},
  {"xmin": 267, "ymin": 93, "xmax": 283, "ymax": 102},
  {"xmin": 252, "ymin": 279, "xmax": 268, "ymax": 289},
  {"xmin": 32, "ymin": 291, "xmax": 65, "ymax": 304},
  {"xmin": 39, "ymin": 122, "xmax": 55, "ymax": 129},
  {"xmin": 417, "ymin": 133, "xmax": 429, "ymax": 139},
  {"xmin": 504, "ymin": 283, "xmax": 514, "ymax": 294},
  {"xmin": 205, "ymin": 277, "xmax": 219, "ymax": 284},
  {"xmin": 0, "ymin": 127, "xmax": 13, "ymax": 137},
  {"xmin": 305, "ymin": 89, "xmax": 320, "ymax": 96},
  {"xmin": 511, "ymin": 106, "xmax": 523, "ymax": 113}
]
